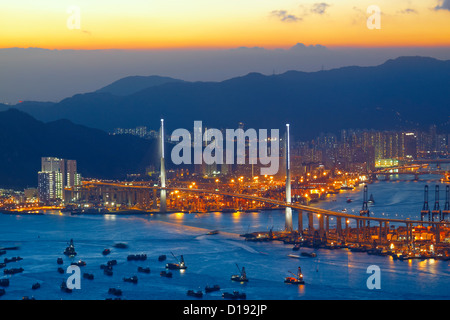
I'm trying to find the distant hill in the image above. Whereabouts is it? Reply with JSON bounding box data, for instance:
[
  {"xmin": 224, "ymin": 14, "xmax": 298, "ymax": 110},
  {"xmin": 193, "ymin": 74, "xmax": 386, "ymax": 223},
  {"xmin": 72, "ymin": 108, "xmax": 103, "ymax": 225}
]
[
  {"xmin": 0, "ymin": 109, "xmax": 160, "ymax": 189},
  {"xmin": 96, "ymin": 75, "xmax": 185, "ymax": 96},
  {"xmin": 7, "ymin": 56, "xmax": 450, "ymax": 138}
]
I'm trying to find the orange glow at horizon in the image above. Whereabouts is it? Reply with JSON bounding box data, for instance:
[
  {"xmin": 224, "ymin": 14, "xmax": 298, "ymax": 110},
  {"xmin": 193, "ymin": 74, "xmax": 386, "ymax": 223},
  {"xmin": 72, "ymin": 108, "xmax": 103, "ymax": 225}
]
[{"xmin": 1, "ymin": 0, "xmax": 450, "ymax": 50}]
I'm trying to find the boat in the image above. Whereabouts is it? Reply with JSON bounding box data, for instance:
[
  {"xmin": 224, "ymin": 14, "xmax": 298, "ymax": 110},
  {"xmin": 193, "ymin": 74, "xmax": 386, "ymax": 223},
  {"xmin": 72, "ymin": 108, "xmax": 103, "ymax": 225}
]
[
  {"xmin": 0, "ymin": 250, "xmax": 5, "ymax": 256},
  {"xmin": 346, "ymin": 198, "xmax": 352, "ymax": 203},
  {"xmin": 123, "ymin": 276, "xmax": 138, "ymax": 284},
  {"xmin": 108, "ymin": 288, "xmax": 122, "ymax": 296},
  {"xmin": 207, "ymin": 230, "xmax": 219, "ymax": 235},
  {"xmin": 231, "ymin": 264, "xmax": 248, "ymax": 282},
  {"xmin": 292, "ymin": 244, "xmax": 301, "ymax": 251},
  {"xmin": 301, "ymin": 252, "xmax": 317, "ymax": 258},
  {"xmin": 58, "ymin": 267, "xmax": 64, "ymax": 274},
  {"xmin": 284, "ymin": 267, "xmax": 305, "ymax": 285},
  {"xmin": 0, "ymin": 288, "xmax": 5, "ymax": 297},
  {"xmin": 57, "ymin": 258, "xmax": 63, "ymax": 265},
  {"xmin": 160, "ymin": 270, "xmax": 173, "ymax": 278},
  {"xmin": 0, "ymin": 279, "xmax": 9, "ymax": 287},
  {"xmin": 222, "ymin": 291, "xmax": 246, "ymax": 299},
  {"xmin": 113, "ymin": 243, "xmax": 128, "ymax": 249},
  {"xmin": 287, "ymin": 254, "xmax": 300, "ymax": 259},
  {"xmin": 63, "ymin": 239, "xmax": 77, "ymax": 257},
  {"xmin": 102, "ymin": 249, "xmax": 111, "ymax": 256},
  {"xmin": 71, "ymin": 260, "xmax": 86, "ymax": 267},
  {"xmin": 349, "ymin": 245, "xmax": 368, "ymax": 253},
  {"xmin": 166, "ymin": 253, "xmax": 187, "ymax": 270},
  {"xmin": 31, "ymin": 283, "xmax": 40, "ymax": 290},
  {"xmin": 4, "ymin": 267, "xmax": 24, "ymax": 275},
  {"xmin": 0, "ymin": 263, "xmax": 5, "ymax": 269},
  {"xmin": 127, "ymin": 254, "xmax": 147, "ymax": 261},
  {"xmin": 4, "ymin": 257, "xmax": 23, "ymax": 263},
  {"xmin": 158, "ymin": 255, "xmax": 167, "ymax": 261},
  {"xmin": 187, "ymin": 290, "xmax": 203, "ymax": 298},
  {"xmin": 103, "ymin": 268, "xmax": 113, "ymax": 276},
  {"xmin": 368, "ymin": 194, "xmax": 375, "ymax": 204},
  {"xmin": 60, "ymin": 281, "xmax": 72, "ymax": 293},
  {"xmin": 83, "ymin": 273, "xmax": 94, "ymax": 280},
  {"xmin": 138, "ymin": 267, "xmax": 150, "ymax": 274},
  {"xmin": 205, "ymin": 285, "xmax": 220, "ymax": 293},
  {"xmin": 342, "ymin": 208, "xmax": 347, "ymax": 213},
  {"xmin": 107, "ymin": 260, "xmax": 117, "ymax": 267}
]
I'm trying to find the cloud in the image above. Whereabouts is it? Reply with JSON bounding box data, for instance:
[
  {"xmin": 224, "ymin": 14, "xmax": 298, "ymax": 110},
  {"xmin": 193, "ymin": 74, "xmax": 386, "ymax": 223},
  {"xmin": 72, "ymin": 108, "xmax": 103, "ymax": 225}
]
[
  {"xmin": 310, "ymin": 3, "xmax": 330, "ymax": 15},
  {"xmin": 435, "ymin": 0, "xmax": 450, "ymax": 10},
  {"xmin": 270, "ymin": 10, "xmax": 302, "ymax": 22},
  {"xmin": 398, "ymin": 8, "xmax": 417, "ymax": 14}
]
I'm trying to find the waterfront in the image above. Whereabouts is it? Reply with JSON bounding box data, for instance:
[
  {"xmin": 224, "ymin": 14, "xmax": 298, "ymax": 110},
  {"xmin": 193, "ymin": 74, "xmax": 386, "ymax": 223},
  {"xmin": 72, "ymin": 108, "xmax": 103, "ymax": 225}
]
[{"xmin": 0, "ymin": 178, "xmax": 449, "ymax": 300}]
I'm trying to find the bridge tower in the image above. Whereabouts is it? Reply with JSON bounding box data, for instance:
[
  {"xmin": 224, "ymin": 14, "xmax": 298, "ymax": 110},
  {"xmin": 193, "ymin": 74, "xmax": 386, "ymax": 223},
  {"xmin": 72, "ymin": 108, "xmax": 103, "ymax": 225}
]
[
  {"xmin": 421, "ymin": 185, "xmax": 431, "ymax": 222},
  {"xmin": 285, "ymin": 124, "xmax": 293, "ymax": 232},
  {"xmin": 159, "ymin": 119, "xmax": 167, "ymax": 212},
  {"xmin": 443, "ymin": 185, "xmax": 450, "ymax": 221},
  {"xmin": 431, "ymin": 185, "xmax": 441, "ymax": 222},
  {"xmin": 360, "ymin": 185, "xmax": 370, "ymax": 217}
]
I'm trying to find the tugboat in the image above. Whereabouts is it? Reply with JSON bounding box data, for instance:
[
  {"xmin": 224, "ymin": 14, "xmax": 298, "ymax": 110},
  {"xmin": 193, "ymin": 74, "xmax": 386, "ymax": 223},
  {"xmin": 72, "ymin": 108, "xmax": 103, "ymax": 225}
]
[
  {"xmin": 127, "ymin": 254, "xmax": 147, "ymax": 261},
  {"xmin": 187, "ymin": 290, "xmax": 203, "ymax": 298},
  {"xmin": 4, "ymin": 257, "xmax": 23, "ymax": 263},
  {"xmin": 231, "ymin": 264, "xmax": 248, "ymax": 282},
  {"xmin": 160, "ymin": 270, "xmax": 173, "ymax": 278},
  {"xmin": 205, "ymin": 284, "xmax": 220, "ymax": 293},
  {"xmin": 222, "ymin": 291, "xmax": 246, "ymax": 299},
  {"xmin": 102, "ymin": 249, "xmax": 111, "ymax": 256},
  {"xmin": 63, "ymin": 239, "xmax": 77, "ymax": 257},
  {"xmin": 166, "ymin": 253, "xmax": 187, "ymax": 270},
  {"xmin": 4, "ymin": 267, "xmax": 24, "ymax": 275},
  {"xmin": 284, "ymin": 267, "xmax": 305, "ymax": 285}
]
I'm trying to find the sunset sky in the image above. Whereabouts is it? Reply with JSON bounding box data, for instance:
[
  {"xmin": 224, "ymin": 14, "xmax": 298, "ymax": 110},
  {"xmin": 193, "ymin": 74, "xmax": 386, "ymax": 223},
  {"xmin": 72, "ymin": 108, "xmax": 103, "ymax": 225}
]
[{"xmin": 1, "ymin": 0, "xmax": 450, "ymax": 49}]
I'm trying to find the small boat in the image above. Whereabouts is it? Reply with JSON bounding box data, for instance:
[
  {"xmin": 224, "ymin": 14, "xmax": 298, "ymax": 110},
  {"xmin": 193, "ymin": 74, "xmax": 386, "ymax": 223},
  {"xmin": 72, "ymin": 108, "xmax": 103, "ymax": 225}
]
[
  {"xmin": 63, "ymin": 239, "xmax": 77, "ymax": 257},
  {"xmin": 284, "ymin": 267, "xmax": 305, "ymax": 285},
  {"xmin": 138, "ymin": 266, "xmax": 150, "ymax": 274},
  {"xmin": 222, "ymin": 291, "xmax": 246, "ymax": 299},
  {"xmin": 107, "ymin": 260, "xmax": 117, "ymax": 266},
  {"xmin": 57, "ymin": 258, "xmax": 63, "ymax": 265},
  {"xmin": 0, "ymin": 279, "xmax": 9, "ymax": 287},
  {"xmin": 166, "ymin": 253, "xmax": 187, "ymax": 270},
  {"xmin": 0, "ymin": 263, "xmax": 5, "ymax": 269},
  {"xmin": 4, "ymin": 267, "xmax": 24, "ymax": 275},
  {"xmin": 71, "ymin": 260, "xmax": 86, "ymax": 267},
  {"xmin": 127, "ymin": 254, "xmax": 147, "ymax": 261},
  {"xmin": 158, "ymin": 255, "xmax": 167, "ymax": 261},
  {"xmin": 231, "ymin": 264, "xmax": 248, "ymax": 282},
  {"xmin": 0, "ymin": 288, "xmax": 5, "ymax": 297},
  {"xmin": 187, "ymin": 290, "xmax": 203, "ymax": 298},
  {"xmin": 60, "ymin": 281, "xmax": 72, "ymax": 293},
  {"xmin": 31, "ymin": 283, "xmax": 40, "ymax": 290},
  {"xmin": 113, "ymin": 243, "xmax": 128, "ymax": 249},
  {"xmin": 342, "ymin": 208, "xmax": 347, "ymax": 213},
  {"xmin": 108, "ymin": 288, "xmax": 122, "ymax": 296},
  {"xmin": 205, "ymin": 285, "xmax": 220, "ymax": 293},
  {"xmin": 346, "ymin": 198, "xmax": 352, "ymax": 203},
  {"xmin": 83, "ymin": 273, "xmax": 94, "ymax": 280},
  {"xmin": 287, "ymin": 254, "xmax": 300, "ymax": 259},
  {"xmin": 4, "ymin": 257, "xmax": 23, "ymax": 263},
  {"xmin": 301, "ymin": 252, "xmax": 317, "ymax": 258},
  {"xmin": 160, "ymin": 270, "xmax": 173, "ymax": 278},
  {"xmin": 58, "ymin": 267, "xmax": 64, "ymax": 274},
  {"xmin": 102, "ymin": 249, "xmax": 111, "ymax": 256},
  {"xmin": 292, "ymin": 244, "xmax": 301, "ymax": 251},
  {"xmin": 123, "ymin": 276, "xmax": 138, "ymax": 284},
  {"xmin": 368, "ymin": 194, "xmax": 375, "ymax": 204},
  {"xmin": 103, "ymin": 268, "xmax": 113, "ymax": 276},
  {"xmin": 207, "ymin": 230, "xmax": 219, "ymax": 235}
]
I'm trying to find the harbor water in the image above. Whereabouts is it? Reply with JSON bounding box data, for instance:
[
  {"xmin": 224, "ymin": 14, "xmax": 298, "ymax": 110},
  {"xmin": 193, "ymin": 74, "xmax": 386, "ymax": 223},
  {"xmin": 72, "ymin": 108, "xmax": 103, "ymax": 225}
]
[{"xmin": 0, "ymin": 177, "xmax": 449, "ymax": 300}]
